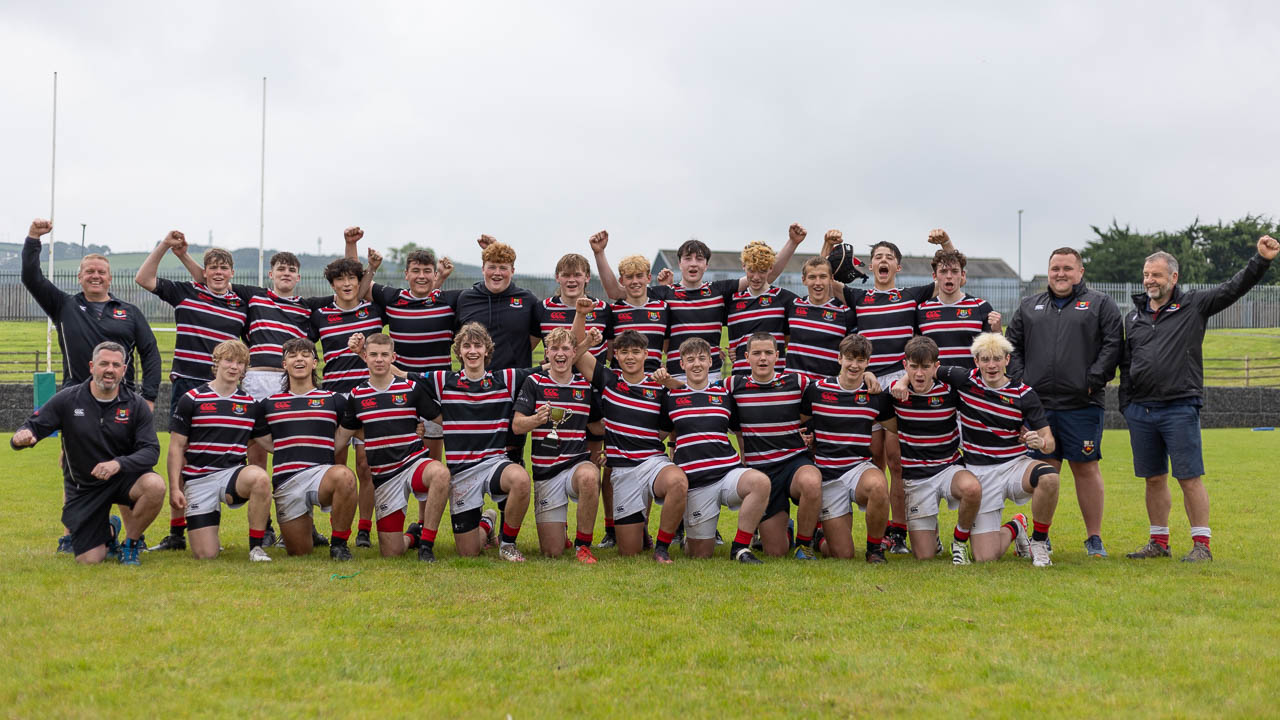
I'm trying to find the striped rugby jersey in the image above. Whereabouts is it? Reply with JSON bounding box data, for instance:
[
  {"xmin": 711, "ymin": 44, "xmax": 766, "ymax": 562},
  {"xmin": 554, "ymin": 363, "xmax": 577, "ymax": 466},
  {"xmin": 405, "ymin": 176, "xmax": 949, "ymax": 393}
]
[
  {"xmin": 413, "ymin": 367, "xmax": 537, "ymax": 473},
  {"xmin": 937, "ymin": 365, "xmax": 1048, "ymax": 465},
  {"xmin": 648, "ymin": 280, "xmax": 738, "ymax": 375},
  {"xmin": 916, "ymin": 294, "xmax": 994, "ymax": 368},
  {"xmin": 340, "ymin": 377, "xmax": 440, "ymax": 485},
  {"xmin": 151, "ymin": 279, "xmax": 247, "ymax": 382},
  {"xmin": 588, "ymin": 362, "xmax": 668, "ymax": 467},
  {"xmin": 726, "ymin": 286, "xmax": 796, "ymax": 376},
  {"xmin": 372, "ymin": 285, "xmax": 461, "ymax": 374},
  {"xmin": 606, "ymin": 298, "xmax": 669, "ymax": 374},
  {"xmin": 660, "ymin": 381, "xmax": 740, "ymax": 488},
  {"xmin": 536, "ymin": 296, "xmax": 608, "ymax": 360},
  {"xmin": 513, "ymin": 372, "xmax": 600, "ymax": 481},
  {"xmin": 312, "ymin": 300, "xmax": 385, "ymax": 393},
  {"xmin": 232, "ymin": 285, "xmax": 325, "ymax": 369},
  {"xmin": 845, "ymin": 283, "xmax": 935, "ymax": 376},
  {"xmin": 169, "ymin": 384, "xmax": 256, "ymax": 482},
  {"xmin": 800, "ymin": 378, "xmax": 893, "ymax": 482},
  {"xmin": 252, "ymin": 388, "xmax": 346, "ymax": 488},
  {"xmin": 784, "ymin": 296, "xmax": 856, "ymax": 381},
  {"xmin": 729, "ymin": 371, "xmax": 809, "ymax": 471},
  {"xmin": 889, "ymin": 380, "xmax": 964, "ymax": 480}
]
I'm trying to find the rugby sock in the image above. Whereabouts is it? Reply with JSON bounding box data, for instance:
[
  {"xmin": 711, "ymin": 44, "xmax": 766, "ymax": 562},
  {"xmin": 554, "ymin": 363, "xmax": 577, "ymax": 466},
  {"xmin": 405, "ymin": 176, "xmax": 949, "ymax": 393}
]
[
  {"xmin": 330, "ymin": 529, "xmax": 351, "ymax": 547},
  {"xmin": 420, "ymin": 527, "xmax": 438, "ymax": 551},
  {"xmin": 500, "ymin": 522, "xmax": 521, "ymax": 545},
  {"xmin": 887, "ymin": 521, "xmax": 907, "ymax": 540},
  {"xmin": 1189, "ymin": 526, "xmax": 1211, "ymax": 548},
  {"xmin": 867, "ymin": 534, "xmax": 883, "ymax": 549},
  {"xmin": 730, "ymin": 529, "xmax": 753, "ymax": 555},
  {"xmin": 357, "ymin": 518, "xmax": 373, "ymax": 533},
  {"xmin": 170, "ymin": 517, "xmax": 186, "ymax": 538},
  {"xmin": 655, "ymin": 529, "xmax": 675, "ymax": 551},
  {"xmin": 575, "ymin": 530, "xmax": 593, "ymax": 548},
  {"xmin": 1032, "ymin": 521, "xmax": 1051, "ymax": 542},
  {"xmin": 478, "ymin": 515, "xmax": 495, "ymax": 537},
  {"xmin": 1002, "ymin": 520, "xmax": 1019, "ymax": 542},
  {"xmin": 953, "ymin": 525, "xmax": 971, "ymax": 543},
  {"xmin": 604, "ymin": 517, "xmax": 616, "ymax": 539},
  {"xmin": 796, "ymin": 533, "xmax": 813, "ymax": 549},
  {"xmin": 249, "ymin": 528, "xmax": 265, "ymax": 549},
  {"xmin": 1149, "ymin": 525, "xmax": 1170, "ymax": 548}
]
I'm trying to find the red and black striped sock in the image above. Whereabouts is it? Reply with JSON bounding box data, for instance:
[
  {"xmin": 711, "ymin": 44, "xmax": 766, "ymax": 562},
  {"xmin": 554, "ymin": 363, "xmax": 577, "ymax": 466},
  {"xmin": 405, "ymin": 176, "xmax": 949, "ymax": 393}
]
[
  {"xmin": 730, "ymin": 529, "xmax": 753, "ymax": 555},
  {"xmin": 170, "ymin": 517, "xmax": 186, "ymax": 538},
  {"xmin": 421, "ymin": 526, "xmax": 437, "ymax": 551},
  {"xmin": 249, "ymin": 528, "xmax": 265, "ymax": 549},
  {"xmin": 604, "ymin": 517, "xmax": 616, "ymax": 539},
  {"xmin": 575, "ymin": 530, "xmax": 593, "ymax": 548},
  {"xmin": 796, "ymin": 533, "xmax": 813, "ymax": 549},
  {"xmin": 1032, "ymin": 521, "xmax": 1051, "ymax": 542},
  {"xmin": 500, "ymin": 522, "xmax": 520, "ymax": 545},
  {"xmin": 330, "ymin": 529, "xmax": 351, "ymax": 547},
  {"xmin": 655, "ymin": 529, "xmax": 675, "ymax": 552},
  {"xmin": 357, "ymin": 518, "xmax": 372, "ymax": 533}
]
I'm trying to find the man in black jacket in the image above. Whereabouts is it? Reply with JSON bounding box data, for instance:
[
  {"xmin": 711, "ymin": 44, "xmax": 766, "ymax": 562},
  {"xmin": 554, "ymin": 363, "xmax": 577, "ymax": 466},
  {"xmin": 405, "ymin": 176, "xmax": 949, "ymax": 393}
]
[
  {"xmin": 1121, "ymin": 236, "xmax": 1278, "ymax": 563},
  {"xmin": 10, "ymin": 342, "xmax": 166, "ymax": 565},
  {"xmin": 1007, "ymin": 247, "xmax": 1122, "ymax": 558}
]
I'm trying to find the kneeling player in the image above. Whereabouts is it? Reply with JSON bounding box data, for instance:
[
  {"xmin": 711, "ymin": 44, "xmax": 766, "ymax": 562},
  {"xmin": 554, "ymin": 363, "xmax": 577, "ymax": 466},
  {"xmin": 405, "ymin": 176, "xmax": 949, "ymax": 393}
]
[
  {"xmin": 884, "ymin": 336, "xmax": 984, "ymax": 564},
  {"xmin": 572, "ymin": 318, "xmax": 689, "ymax": 563},
  {"xmin": 340, "ymin": 333, "xmax": 451, "ymax": 560},
  {"xmin": 800, "ymin": 334, "xmax": 893, "ymax": 562},
  {"xmin": 252, "ymin": 337, "xmax": 359, "ymax": 560},
  {"xmin": 658, "ymin": 338, "xmax": 769, "ymax": 563},
  {"xmin": 936, "ymin": 333, "xmax": 1059, "ymax": 567},
  {"xmin": 168, "ymin": 340, "xmax": 274, "ymax": 561},
  {"xmin": 731, "ymin": 333, "xmax": 823, "ymax": 559},
  {"xmin": 513, "ymin": 327, "xmax": 602, "ymax": 562}
]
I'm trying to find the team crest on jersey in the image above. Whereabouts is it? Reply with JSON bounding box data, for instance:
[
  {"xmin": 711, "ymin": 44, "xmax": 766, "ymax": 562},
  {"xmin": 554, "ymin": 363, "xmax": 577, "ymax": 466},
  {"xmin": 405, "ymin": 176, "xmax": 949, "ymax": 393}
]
[
  {"xmin": 308, "ymin": 399, "xmax": 325, "ymax": 408},
  {"xmin": 999, "ymin": 394, "xmax": 1014, "ymax": 405},
  {"xmin": 700, "ymin": 288, "xmax": 710, "ymax": 297},
  {"xmin": 586, "ymin": 312, "xmax": 597, "ymax": 322},
  {"xmin": 573, "ymin": 389, "xmax": 585, "ymax": 401},
  {"xmin": 855, "ymin": 392, "xmax": 868, "ymax": 404},
  {"xmin": 647, "ymin": 311, "xmax": 660, "ymax": 321},
  {"xmin": 228, "ymin": 299, "xmax": 241, "ymax": 308},
  {"xmin": 760, "ymin": 296, "xmax": 772, "ymax": 306},
  {"xmin": 112, "ymin": 308, "xmax": 128, "ymax": 319},
  {"xmin": 928, "ymin": 396, "xmax": 942, "ymax": 407},
  {"xmin": 642, "ymin": 388, "xmax": 656, "ymax": 399},
  {"xmin": 357, "ymin": 308, "xmax": 369, "ymax": 319},
  {"xmin": 956, "ymin": 309, "xmax": 970, "ymax": 318},
  {"xmin": 823, "ymin": 310, "xmax": 835, "ymax": 321},
  {"xmin": 888, "ymin": 290, "xmax": 901, "ymax": 302},
  {"xmin": 232, "ymin": 403, "xmax": 247, "ymax": 415},
  {"xmin": 481, "ymin": 378, "xmax": 492, "ymax": 389},
  {"xmin": 509, "ymin": 298, "xmax": 523, "ymax": 308},
  {"xmin": 114, "ymin": 408, "xmax": 130, "ymax": 423},
  {"xmin": 708, "ymin": 395, "xmax": 722, "ymax": 404},
  {"xmin": 392, "ymin": 394, "xmax": 407, "ymax": 406},
  {"xmin": 1082, "ymin": 439, "xmax": 1095, "ymax": 455},
  {"xmin": 1074, "ymin": 301, "xmax": 1090, "ymax": 310},
  {"xmin": 1166, "ymin": 303, "xmax": 1180, "ymax": 312}
]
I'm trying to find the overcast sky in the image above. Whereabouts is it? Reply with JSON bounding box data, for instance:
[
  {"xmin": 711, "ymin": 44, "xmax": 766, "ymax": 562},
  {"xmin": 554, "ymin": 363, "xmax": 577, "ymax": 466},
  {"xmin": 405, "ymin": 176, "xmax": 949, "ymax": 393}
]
[{"xmin": 2, "ymin": 1, "xmax": 1277, "ymax": 279}]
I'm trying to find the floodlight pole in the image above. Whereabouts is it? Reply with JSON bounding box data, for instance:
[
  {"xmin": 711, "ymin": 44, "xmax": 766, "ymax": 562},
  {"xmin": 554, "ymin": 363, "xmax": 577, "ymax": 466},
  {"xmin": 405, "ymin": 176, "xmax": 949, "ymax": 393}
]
[
  {"xmin": 47, "ymin": 71, "xmax": 58, "ymax": 373},
  {"xmin": 258, "ymin": 76, "xmax": 267, "ymax": 286},
  {"xmin": 1017, "ymin": 209, "xmax": 1024, "ymax": 282},
  {"xmin": 80, "ymin": 223, "xmax": 86, "ymax": 258}
]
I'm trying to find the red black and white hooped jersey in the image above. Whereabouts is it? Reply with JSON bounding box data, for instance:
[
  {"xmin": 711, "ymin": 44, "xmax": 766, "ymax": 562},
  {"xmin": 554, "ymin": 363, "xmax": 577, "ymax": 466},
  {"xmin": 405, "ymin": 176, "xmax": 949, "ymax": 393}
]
[
  {"xmin": 660, "ymin": 382, "xmax": 740, "ymax": 489},
  {"xmin": 151, "ymin": 279, "xmax": 248, "ymax": 382},
  {"xmin": 727, "ymin": 286, "xmax": 797, "ymax": 376},
  {"xmin": 606, "ymin": 298, "xmax": 669, "ymax": 373},
  {"xmin": 588, "ymin": 362, "xmax": 669, "ymax": 467},
  {"xmin": 312, "ymin": 300, "xmax": 386, "ymax": 393},
  {"xmin": 937, "ymin": 365, "xmax": 1048, "ymax": 466},
  {"xmin": 252, "ymin": 388, "xmax": 346, "ymax": 489},
  {"xmin": 800, "ymin": 378, "xmax": 893, "ymax": 482},
  {"xmin": 232, "ymin": 284, "xmax": 324, "ymax": 369},
  {"xmin": 513, "ymin": 372, "xmax": 601, "ymax": 481},
  {"xmin": 413, "ymin": 367, "xmax": 537, "ymax": 473},
  {"xmin": 648, "ymin": 280, "xmax": 738, "ymax": 375},
  {"xmin": 729, "ymin": 372, "xmax": 809, "ymax": 470},
  {"xmin": 784, "ymin": 296, "xmax": 857, "ymax": 381},
  {"xmin": 889, "ymin": 380, "xmax": 964, "ymax": 480},
  {"xmin": 917, "ymin": 294, "xmax": 994, "ymax": 368},
  {"xmin": 340, "ymin": 377, "xmax": 440, "ymax": 486},
  {"xmin": 845, "ymin": 283, "xmax": 935, "ymax": 376},
  {"xmin": 536, "ymin": 296, "xmax": 608, "ymax": 360},
  {"xmin": 168, "ymin": 384, "xmax": 256, "ymax": 483},
  {"xmin": 372, "ymin": 284, "xmax": 461, "ymax": 374}
]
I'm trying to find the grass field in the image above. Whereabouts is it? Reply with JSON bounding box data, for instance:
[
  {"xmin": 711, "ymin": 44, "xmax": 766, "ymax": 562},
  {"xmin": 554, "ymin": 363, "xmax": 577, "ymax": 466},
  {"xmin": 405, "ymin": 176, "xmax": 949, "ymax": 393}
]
[
  {"xmin": 0, "ymin": 320, "xmax": 1276, "ymax": 386},
  {"xmin": 2, "ymin": 429, "xmax": 1277, "ymax": 717}
]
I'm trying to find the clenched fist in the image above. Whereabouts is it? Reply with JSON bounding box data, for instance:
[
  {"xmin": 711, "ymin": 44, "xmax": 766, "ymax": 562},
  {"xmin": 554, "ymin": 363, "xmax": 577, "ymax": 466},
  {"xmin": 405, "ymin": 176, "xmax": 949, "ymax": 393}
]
[
  {"xmin": 589, "ymin": 231, "xmax": 609, "ymax": 252},
  {"xmin": 28, "ymin": 219, "xmax": 52, "ymax": 239},
  {"xmin": 789, "ymin": 223, "xmax": 807, "ymax": 244},
  {"xmin": 344, "ymin": 226, "xmax": 364, "ymax": 244},
  {"xmin": 1259, "ymin": 235, "xmax": 1279, "ymax": 261}
]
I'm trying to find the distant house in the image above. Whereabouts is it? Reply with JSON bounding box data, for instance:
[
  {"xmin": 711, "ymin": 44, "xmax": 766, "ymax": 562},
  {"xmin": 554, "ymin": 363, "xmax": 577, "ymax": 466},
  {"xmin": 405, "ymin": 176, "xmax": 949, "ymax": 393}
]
[{"xmin": 650, "ymin": 248, "xmax": 1019, "ymax": 293}]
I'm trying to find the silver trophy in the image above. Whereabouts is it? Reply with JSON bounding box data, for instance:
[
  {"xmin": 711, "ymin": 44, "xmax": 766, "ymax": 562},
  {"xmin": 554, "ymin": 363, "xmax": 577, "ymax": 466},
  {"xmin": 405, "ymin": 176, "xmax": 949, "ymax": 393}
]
[{"xmin": 539, "ymin": 405, "xmax": 576, "ymax": 454}]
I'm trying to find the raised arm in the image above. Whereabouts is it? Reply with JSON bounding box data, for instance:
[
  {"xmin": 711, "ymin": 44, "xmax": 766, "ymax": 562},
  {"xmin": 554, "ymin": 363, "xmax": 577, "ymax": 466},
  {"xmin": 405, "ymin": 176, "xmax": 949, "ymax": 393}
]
[
  {"xmin": 20, "ymin": 219, "xmax": 66, "ymax": 317},
  {"xmin": 433, "ymin": 257, "xmax": 454, "ymax": 291},
  {"xmin": 589, "ymin": 231, "xmax": 623, "ymax": 301},
  {"xmin": 766, "ymin": 223, "xmax": 808, "ymax": 284},
  {"xmin": 135, "ymin": 231, "xmax": 184, "ymax": 292},
  {"xmin": 172, "ymin": 235, "xmax": 205, "ymax": 283}
]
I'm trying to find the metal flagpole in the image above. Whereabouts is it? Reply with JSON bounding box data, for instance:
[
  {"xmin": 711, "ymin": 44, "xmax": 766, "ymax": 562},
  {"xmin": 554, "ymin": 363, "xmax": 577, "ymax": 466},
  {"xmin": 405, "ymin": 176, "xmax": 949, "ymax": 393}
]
[
  {"xmin": 258, "ymin": 76, "xmax": 266, "ymax": 286},
  {"xmin": 47, "ymin": 71, "xmax": 57, "ymax": 373}
]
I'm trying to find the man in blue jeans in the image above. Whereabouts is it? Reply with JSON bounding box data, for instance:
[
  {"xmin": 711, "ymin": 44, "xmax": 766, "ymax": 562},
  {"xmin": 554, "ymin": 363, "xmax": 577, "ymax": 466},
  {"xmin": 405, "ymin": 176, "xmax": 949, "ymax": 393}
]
[{"xmin": 1120, "ymin": 235, "xmax": 1278, "ymax": 562}]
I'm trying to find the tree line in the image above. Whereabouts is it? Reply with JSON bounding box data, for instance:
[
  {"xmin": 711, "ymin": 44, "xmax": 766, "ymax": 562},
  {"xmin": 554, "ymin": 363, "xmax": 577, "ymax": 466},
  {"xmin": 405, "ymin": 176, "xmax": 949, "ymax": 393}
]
[{"xmin": 1082, "ymin": 215, "xmax": 1278, "ymax": 285}]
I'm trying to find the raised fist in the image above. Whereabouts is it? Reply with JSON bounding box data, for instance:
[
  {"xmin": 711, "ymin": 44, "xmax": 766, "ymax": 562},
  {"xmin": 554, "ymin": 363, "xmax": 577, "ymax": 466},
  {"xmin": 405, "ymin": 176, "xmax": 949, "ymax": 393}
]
[
  {"xmin": 655, "ymin": 268, "xmax": 674, "ymax": 286},
  {"xmin": 576, "ymin": 296, "xmax": 595, "ymax": 314},
  {"xmin": 589, "ymin": 230, "xmax": 609, "ymax": 252},
  {"xmin": 824, "ymin": 229, "xmax": 843, "ymax": 244},
  {"xmin": 347, "ymin": 333, "xmax": 366, "ymax": 357},
  {"xmin": 28, "ymin": 219, "xmax": 52, "ymax": 239},
  {"xmin": 344, "ymin": 226, "xmax": 364, "ymax": 244},
  {"xmin": 163, "ymin": 230, "xmax": 186, "ymax": 249},
  {"xmin": 367, "ymin": 247, "xmax": 382, "ymax": 272},
  {"xmin": 11, "ymin": 428, "xmax": 36, "ymax": 448},
  {"xmin": 437, "ymin": 256, "xmax": 454, "ymax": 279},
  {"xmin": 476, "ymin": 234, "xmax": 496, "ymax": 250},
  {"xmin": 927, "ymin": 229, "xmax": 950, "ymax": 246},
  {"xmin": 1259, "ymin": 235, "xmax": 1279, "ymax": 261},
  {"xmin": 988, "ymin": 311, "xmax": 1002, "ymax": 331},
  {"xmin": 585, "ymin": 327, "xmax": 604, "ymax": 346},
  {"xmin": 788, "ymin": 223, "xmax": 807, "ymax": 244}
]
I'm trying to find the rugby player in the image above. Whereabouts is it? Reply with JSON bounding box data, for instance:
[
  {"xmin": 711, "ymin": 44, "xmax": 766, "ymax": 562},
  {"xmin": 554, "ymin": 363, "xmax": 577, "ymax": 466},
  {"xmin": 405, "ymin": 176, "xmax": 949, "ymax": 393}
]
[
  {"xmin": 725, "ymin": 238, "xmax": 801, "ymax": 377},
  {"xmin": 784, "ymin": 256, "xmax": 856, "ymax": 382},
  {"xmin": 917, "ymin": 249, "xmax": 1001, "ymax": 368}
]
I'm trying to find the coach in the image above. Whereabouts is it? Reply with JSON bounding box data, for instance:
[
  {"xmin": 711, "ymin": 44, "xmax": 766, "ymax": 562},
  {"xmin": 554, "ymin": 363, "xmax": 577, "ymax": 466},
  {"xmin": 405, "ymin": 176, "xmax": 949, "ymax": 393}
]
[
  {"xmin": 1120, "ymin": 235, "xmax": 1278, "ymax": 563},
  {"xmin": 1006, "ymin": 247, "xmax": 1122, "ymax": 558},
  {"xmin": 10, "ymin": 341, "xmax": 166, "ymax": 565},
  {"xmin": 21, "ymin": 219, "xmax": 162, "ymax": 406}
]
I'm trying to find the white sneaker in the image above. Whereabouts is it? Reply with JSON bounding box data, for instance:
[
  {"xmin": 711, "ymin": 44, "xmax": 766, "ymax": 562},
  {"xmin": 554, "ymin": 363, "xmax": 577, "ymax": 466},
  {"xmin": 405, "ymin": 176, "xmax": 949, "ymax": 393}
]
[
  {"xmin": 1030, "ymin": 539, "xmax": 1052, "ymax": 567},
  {"xmin": 249, "ymin": 546, "xmax": 272, "ymax": 563},
  {"xmin": 498, "ymin": 542, "xmax": 525, "ymax": 562},
  {"xmin": 1010, "ymin": 513, "xmax": 1030, "ymax": 558},
  {"xmin": 951, "ymin": 539, "xmax": 971, "ymax": 565}
]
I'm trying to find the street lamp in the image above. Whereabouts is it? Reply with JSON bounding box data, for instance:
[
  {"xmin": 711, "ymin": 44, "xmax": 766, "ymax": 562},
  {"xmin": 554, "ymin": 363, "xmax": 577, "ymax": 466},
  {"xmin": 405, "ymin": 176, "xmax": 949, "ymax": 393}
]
[{"xmin": 1017, "ymin": 210, "xmax": 1024, "ymax": 282}]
